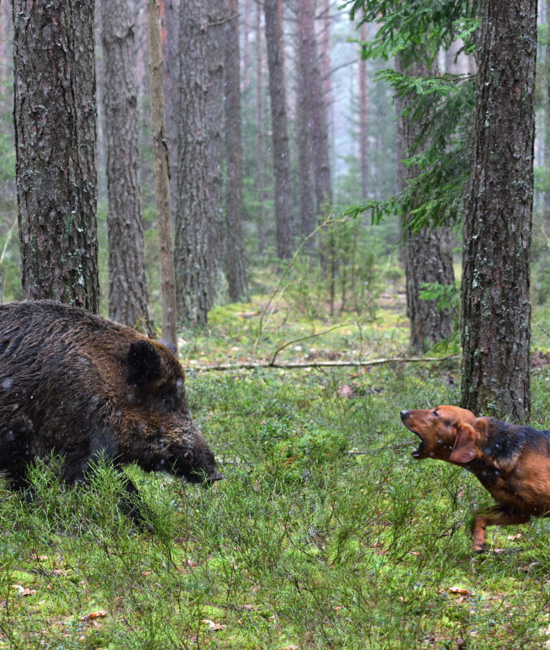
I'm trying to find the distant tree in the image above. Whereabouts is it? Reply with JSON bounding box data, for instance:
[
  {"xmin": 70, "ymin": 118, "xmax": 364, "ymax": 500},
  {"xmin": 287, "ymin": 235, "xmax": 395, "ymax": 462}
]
[
  {"xmin": 101, "ymin": 0, "xmax": 149, "ymax": 332},
  {"xmin": 395, "ymin": 56, "xmax": 455, "ymax": 354},
  {"xmin": 175, "ymin": 0, "xmax": 217, "ymax": 325},
  {"xmin": 296, "ymin": 2, "xmax": 316, "ymax": 245},
  {"xmin": 297, "ymin": 0, "xmax": 332, "ymax": 218},
  {"xmin": 224, "ymin": 0, "xmax": 248, "ymax": 301},
  {"xmin": 264, "ymin": 0, "xmax": 294, "ymax": 259},
  {"xmin": 359, "ymin": 22, "xmax": 368, "ymax": 199},
  {"xmin": 206, "ymin": 0, "xmax": 225, "ymax": 295},
  {"xmin": 255, "ymin": 1, "xmax": 267, "ymax": 254},
  {"xmin": 13, "ymin": 0, "xmax": 99, "ymax": 310},
  {"xmin": 461, "ymin": 0, "xmax": 537, "ymax": 422}
]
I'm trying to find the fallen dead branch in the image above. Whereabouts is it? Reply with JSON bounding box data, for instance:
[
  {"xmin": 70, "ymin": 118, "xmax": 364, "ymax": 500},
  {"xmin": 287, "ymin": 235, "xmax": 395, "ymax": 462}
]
[{"xmin": 185, "ymin": 354, "xmax": 459, "ymax": 372}]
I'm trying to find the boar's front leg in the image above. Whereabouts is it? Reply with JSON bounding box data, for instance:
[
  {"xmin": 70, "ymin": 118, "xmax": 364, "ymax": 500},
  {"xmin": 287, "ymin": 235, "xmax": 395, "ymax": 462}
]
[{"xmin": 117, "ymin": 472, "xmax": 154, "ymax": 531}]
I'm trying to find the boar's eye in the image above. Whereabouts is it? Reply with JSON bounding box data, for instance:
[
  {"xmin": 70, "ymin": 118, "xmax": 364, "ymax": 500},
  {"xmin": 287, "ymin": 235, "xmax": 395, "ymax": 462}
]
[
  {"xmin": 158, "ymin": 395, "xmax": 176, "ymax": 412},
  {"xmin": 183, "ymin": 450, "xmax": 195, "ymax": 463}
]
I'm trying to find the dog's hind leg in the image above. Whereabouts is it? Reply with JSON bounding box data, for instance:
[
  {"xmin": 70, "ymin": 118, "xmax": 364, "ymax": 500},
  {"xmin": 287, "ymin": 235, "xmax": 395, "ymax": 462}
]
[{"xmin": 471, "ymin": 506, "xmax": 531, "ymax": 553}]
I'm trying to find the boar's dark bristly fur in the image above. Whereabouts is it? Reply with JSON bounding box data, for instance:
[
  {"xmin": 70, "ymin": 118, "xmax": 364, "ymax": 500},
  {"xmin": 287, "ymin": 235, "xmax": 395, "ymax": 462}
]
[{"xmin": 0, "ymin": 300, "xmax": 222, "ymax": 496}]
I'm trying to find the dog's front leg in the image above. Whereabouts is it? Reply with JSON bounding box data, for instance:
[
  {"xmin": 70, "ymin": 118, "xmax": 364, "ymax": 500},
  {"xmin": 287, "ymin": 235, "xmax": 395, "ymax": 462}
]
[{"xmin": 471, "ymin": 506, "xmax": 531, "ymax": 553}]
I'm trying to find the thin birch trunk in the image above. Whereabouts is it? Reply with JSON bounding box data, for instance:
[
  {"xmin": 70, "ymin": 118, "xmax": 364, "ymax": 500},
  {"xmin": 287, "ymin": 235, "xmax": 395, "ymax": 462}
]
[{"xmin": 147, "ymin": 0, "xmax": 178, "ymax": 344}]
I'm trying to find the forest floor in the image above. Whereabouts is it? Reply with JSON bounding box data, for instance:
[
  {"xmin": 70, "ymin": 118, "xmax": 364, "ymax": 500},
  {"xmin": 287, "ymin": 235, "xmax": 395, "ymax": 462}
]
[{"xmin": 3, "ymin": 294, "xmax": 550, "ymax": 649}]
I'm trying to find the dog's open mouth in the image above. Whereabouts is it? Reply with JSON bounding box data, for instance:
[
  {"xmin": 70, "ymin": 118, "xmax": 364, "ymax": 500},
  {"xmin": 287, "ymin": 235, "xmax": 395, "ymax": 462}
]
[{"xmin": 407, "ymin": 430, "xmax": 425, "ymax": 458}]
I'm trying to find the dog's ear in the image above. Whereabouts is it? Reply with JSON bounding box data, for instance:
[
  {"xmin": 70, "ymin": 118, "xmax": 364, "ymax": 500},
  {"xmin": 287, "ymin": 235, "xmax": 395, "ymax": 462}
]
[{"xmin": 449, "ymin": 421, "xmax": 477, "ymax": 463}]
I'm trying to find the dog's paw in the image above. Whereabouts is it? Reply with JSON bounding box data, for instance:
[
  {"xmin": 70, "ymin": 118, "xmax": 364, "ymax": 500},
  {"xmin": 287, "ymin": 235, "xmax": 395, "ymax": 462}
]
[{"xmin": 473, "ymin": 542, "xmax": 486, "ymax": 554}]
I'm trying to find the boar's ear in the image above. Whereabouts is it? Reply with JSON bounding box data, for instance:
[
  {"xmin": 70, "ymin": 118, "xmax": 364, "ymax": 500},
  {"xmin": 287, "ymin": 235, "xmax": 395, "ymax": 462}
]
[
  {"xmin": 158, "ymin": 338, "xmax": 177, "ymax": 356},
  {"xmin": 127, "ymin": 340, "xmax": 161, "ymax": 387},
  {"xmin": 449, "ymin": 421, "xmax": 477, "ymax": 463}
]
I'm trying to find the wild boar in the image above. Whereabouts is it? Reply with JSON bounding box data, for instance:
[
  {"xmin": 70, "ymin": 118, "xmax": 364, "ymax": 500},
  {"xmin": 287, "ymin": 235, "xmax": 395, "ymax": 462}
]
[{"xmin": 0, "ymin": 300, "xmax": 221, "ymax": 510}]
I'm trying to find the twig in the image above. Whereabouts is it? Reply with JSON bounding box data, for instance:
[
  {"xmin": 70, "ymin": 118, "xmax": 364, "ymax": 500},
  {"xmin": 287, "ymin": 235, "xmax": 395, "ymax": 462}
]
[
  {"xmin": 253, "ymin": 214, "xmax": 348, "ymax": 359},
  {"xmin": 186, "ymin": 354, "xmax": 459, "ymax": 372},
  {"xmin": 534, "ymin": 319, "xmax": 550, "ymax": 339},
  {"xmin": 269, "ymin": 321, "xmax": 359, "ymax": 365},
  {"xmin": 0, "ymin": 216, "xmax": 17, "ymax": 266}
]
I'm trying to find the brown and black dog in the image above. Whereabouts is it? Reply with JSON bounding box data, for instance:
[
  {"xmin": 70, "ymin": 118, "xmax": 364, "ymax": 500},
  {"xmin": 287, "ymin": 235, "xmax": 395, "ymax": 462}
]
[{"xmin": 400, "ymin": 405, "xmax": 550, "ymax": 552}]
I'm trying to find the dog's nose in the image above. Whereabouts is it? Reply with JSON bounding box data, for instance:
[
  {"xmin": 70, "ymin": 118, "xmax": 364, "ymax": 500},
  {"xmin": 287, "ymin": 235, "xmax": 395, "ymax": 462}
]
[{"xmin": 400, "ymin": 410, "xmax": 409, "ymax": 421}]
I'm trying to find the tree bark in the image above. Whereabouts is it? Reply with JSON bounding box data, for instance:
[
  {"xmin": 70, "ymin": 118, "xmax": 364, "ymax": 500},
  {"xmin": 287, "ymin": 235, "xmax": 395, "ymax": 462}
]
[
  {"xmin": 395, "ymin": 55, "xmax": 455, "ymax": 355},
  {"xmin": 545, "ymin": 0, "xmax": 550, "ymax": 212},
  {"xmin": 461, "ymin": 0, "xmax": 537, "ymax": 423},
  {"xmin": 175, "ymin": 0, "xmax": 216, "ymax": 325},
  {"xmin": 264, "ymin": 0, "xmax": 294, "ymax": 259},
  {"xmin": 296, "ymin": 11, "xmax": 316, "ymax": 245},
  {"xmin": 147, "ymin": 0, "xmax": 178, "ymax": 344},
  {"xmin": 359, "ymin": 21, "xmax": 368, "ymax": 199},
  {"xmin": 206, "ymin": 0, "xmax": 225, "ymax": 296},
  {"xmin": 242, "ymin": 0, "xmax": 251, "ymax": 91},
  {"xmin": 13, "ymin": 0, "xmax": 99, "ymax": 311},
  {"xmin": 101, "ymin": 0, "xmax": 149, "ymax": 332},
  {"xmin": 297, "ymin": 0, "xmax": 332, "ymax": 217},
  {"xmin": 160, "ymin": 0, "xmax": 180, "ymax": 221},
  {"xmin": 255, "ymin": 0, "xmax": 266, "ymax": 254},
  {"xmin": 224, "ymin": 1, "xmax": 248, "ymax": 301}
]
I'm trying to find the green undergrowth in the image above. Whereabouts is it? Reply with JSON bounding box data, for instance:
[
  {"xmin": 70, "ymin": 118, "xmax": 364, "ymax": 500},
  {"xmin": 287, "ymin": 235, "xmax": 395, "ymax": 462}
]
[{"xmin": 3, "ymin": 359, "xmax": 550, "ymax": 648}]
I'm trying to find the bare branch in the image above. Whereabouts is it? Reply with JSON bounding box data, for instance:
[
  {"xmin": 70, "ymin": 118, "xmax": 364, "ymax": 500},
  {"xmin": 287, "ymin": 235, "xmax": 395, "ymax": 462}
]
[{"xmin": 186, "ymin": 354, "xmax": 459, "ymax": 372}]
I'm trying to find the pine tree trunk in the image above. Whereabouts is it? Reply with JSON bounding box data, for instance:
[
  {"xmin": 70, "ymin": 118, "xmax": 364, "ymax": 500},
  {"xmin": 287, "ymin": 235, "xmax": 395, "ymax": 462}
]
[
  {"xmin": 264, "ymin": 0, "xmax": 294, "ymax": 259},
  {"xmin": 101, "ymin": 0, "xmax": 149, "ymax": 332},
  {"xmin": 161, "ymin": 0, "xmax": 180, "ymax": 221},
  {"xmin": 242, "ymin": 0, "xmax": 251, "ymax": 91},
  {"xmin": 13, "ymin": 0, "xmax": 99, "ymax": 311},
  {"xmin": 359, "ymin": 22, "xmax": 368, "ymax": 199},
  {"xmin": 175, "ymin": 0, "xmax": 216, "ymax": 325},
  {"xmin": 147, "ymin": 0, "xmax": 178, "ymax": 345},
  {"xmin": 296, "ymin": 10, "xmax": 316, "ymax": 245},
  {"xmin": 461, "ymin": 0, "xmax": 537, "ymax": 423},
  {"xmin": 297, "ymin": 0, "xmax": 332, "ymax": 217},
  {"xmin": 255, "ymin": 1, "xmax": 266, "ymax": 254},
  {"xmin": 545, "ymin": 0, "xmax": 550, "ymax": 212},
  {"xmin": 395, "ymin": 55, "xmax": 455, "ymax": 354},
  {"xmin": 224, "ymin": 0, "xmax": 248, "ymax": 301},
  {"xmin": 206, "ymin": 0, "xmax": 225, "ymax": 297}
]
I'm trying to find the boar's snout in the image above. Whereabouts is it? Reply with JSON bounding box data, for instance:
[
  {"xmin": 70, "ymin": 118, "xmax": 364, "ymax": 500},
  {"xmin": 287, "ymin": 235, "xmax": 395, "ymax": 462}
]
[{"xmin": 174, "ymin": 443, "xmax": 223, "ymax": 485}]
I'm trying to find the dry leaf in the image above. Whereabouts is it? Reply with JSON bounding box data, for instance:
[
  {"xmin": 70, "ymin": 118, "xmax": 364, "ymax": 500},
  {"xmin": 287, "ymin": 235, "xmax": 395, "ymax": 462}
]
[
  {"xmin": 242, "ymin": 604, "xmax": 254, "ymax": 611},
  {"xmin": 11, "ymin": 585, "xmax": 36, "ymax": 596},
  {"xmin": 143, "ymin": 571, "xmax": 153, "ymax": 576},
  {"xmin": 449, "ymin": 587, "xmax": 469, "ymax": 596},
  {"xmin": 507, "ymin": 533, "xmax": 522, "ymax": 541},
  {"xmin": 82, "ymin": 610, "xmax": 108, "ymax": 621},
  {"xmin": 201, "ymin": 619, "xmax": 226, "ymax": 631},
  {"xmin": 337, "ymin": 384, "xmax": 354, "ymax": 399},
  {"xmin": 281, "ymin": 645, "xmax": 300, "ymax": 650}
]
